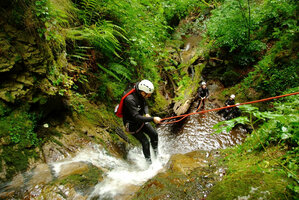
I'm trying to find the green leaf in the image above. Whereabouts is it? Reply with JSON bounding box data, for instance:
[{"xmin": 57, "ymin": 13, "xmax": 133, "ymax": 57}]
[
  {"xmin": 97, "ymin": 64, "xmax": 121, "ymax": 81},
  {"xmin": 213, "ymin": 116, "xmax": 249, "ymax": 134},
  {"xmin": 108, "ymin": 63, "xmax": 132, "ymax": 80}
]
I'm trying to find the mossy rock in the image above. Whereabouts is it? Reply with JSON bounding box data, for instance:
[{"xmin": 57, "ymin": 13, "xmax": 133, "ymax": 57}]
[
  {"xmin": 207, "ymin": 146, "xmax": 294, "ymax": 200},
  {"xmin": 134, "ymin": 151, "xmax": 222, "ymax": 200},
  {"xmin": 0, "ymin": 106, "xmax": 40, "ymax": 181},
  {"xmin": 55, "ymin": 163, "xmax": 103, "ymax": 195}
]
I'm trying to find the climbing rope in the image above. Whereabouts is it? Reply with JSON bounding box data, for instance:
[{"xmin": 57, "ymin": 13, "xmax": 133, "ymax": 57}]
[
  {"xmin": 160, "ymin": 99, "xmax": 203, "ymax": 124},
  {"xmin": 159, "ymin": 92, "xmax": 299, "ymax": 124}
]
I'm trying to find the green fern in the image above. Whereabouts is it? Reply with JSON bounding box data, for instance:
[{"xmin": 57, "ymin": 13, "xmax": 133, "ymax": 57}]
[
  {"xmin": 97, "ymin": 64, "xmax": 121, "ymax": 81},
  {"xmin": 67, "ymin": 20, "xmax": 127, "ymax": 58},
  {"xmin": 108, "ymin": 63, "xmax": 132, "ymax": 80},
  {"xmin": 78, "ymin": 0, "xmax": 99, "ymax": 25},
  {"xmin": 67, "ymin": 46, "xmax": 92, "ymax": 63}
]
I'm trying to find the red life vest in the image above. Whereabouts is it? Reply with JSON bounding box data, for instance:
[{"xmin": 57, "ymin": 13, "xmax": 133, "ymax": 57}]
[{"xmin": 115, "ymin": 88, "xmax": 136, "ymax": 118}]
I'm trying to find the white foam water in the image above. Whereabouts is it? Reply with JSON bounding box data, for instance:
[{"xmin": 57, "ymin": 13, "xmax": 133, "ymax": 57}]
[
  {"xmin": 50, "ymin": 141, "xmax": 171, "ymax": 200},
  {"xmin": 88, "ymin": 147, "xmax": 170, "ymax": 199}
]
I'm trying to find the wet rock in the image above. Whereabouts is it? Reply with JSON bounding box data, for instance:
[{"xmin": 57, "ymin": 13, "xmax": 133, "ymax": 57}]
[
  {"xmin": 134, "ymin": 150, "xmax": 222, "ymax": 200},
  {"xmin": 41, "ymin": 130, "xmax": 91, "ymax": 163},
  {"xmin": 26, "ymin": 184, "xmax": 87, "ymax": 200},
  {"xmin": 58, "ymin": 162, "xmax": 89, "ymax": 179},
  {"xmin": 173, "ymin": 99, "xmax": 192, "ymax": 116},
  {"xmin": 167, "ymin": 151, "xmax": 209, "ymax": 175},
  {"xmin": 28, "ymin": 164, "xmax": 53, "ymax": 186},
  {"xmin": 15, "ymin": 72, "xmax": 34, "ymax": 86},
  {"xmin": 0, "ymin": 38, "xmax": 18, "ymax": 73},
  {"xmin": 42, "ymin": 141, "xmax": 69, "ymax": 163},
  {"xmin": 0, "ymin": 159, "xmax": 7, "ymax": 180},
  {"xmin": 0, "ymin": 191, "xmax": 15, "ymax": 199},
  {"xmin": 0, "ymin": 82, "xmax": 28, "ymax": 102}
]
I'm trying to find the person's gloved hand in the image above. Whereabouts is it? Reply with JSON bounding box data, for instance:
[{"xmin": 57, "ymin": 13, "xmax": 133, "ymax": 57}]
[
  {"xmin": 145, "ymin": 114, "xmax": 151, "ymax": 118},
  {"xmin": 153, "ymin": 117, "xmax": 162, "ymax": 124}
]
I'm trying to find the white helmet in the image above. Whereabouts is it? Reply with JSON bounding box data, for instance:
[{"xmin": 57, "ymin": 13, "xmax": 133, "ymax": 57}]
[
  {"xmin": 201, "ymin": 81, "xmax": 206, "ymax": 85},
  {"xmin": 138, "ymin": 80, "xmax": 154, "ymax": 94},
  {"xmin": 230, "ymin": 94, "xmax": 235, "ymax": 99}
]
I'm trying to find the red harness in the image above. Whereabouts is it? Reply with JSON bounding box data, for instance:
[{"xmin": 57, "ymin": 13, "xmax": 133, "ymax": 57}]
[{"xmin": 115, "ymin": 88, "xmax": 136, "ymax": 118}]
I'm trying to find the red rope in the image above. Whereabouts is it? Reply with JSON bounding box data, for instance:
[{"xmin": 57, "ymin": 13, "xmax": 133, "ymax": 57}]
[
  {"xmin": 159, "ymin": 92, "xmax": 299, "ymax": 124},
  {"xmin": 160, "ymin": 99, "xmax": 203, "ymax": 124}
]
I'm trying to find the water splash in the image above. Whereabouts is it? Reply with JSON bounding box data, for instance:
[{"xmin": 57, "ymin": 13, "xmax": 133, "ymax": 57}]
[{"xmin": 87, "ymin": 147, "xmax": 170, "ymax": 199}]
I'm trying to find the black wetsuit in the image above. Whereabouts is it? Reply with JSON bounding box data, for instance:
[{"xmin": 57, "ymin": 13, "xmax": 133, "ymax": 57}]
[
  {"xmin": 197, "ymin": 86, "xmax": 209, "ymax": 108},
  {"xmin": 123, "ymin": 89, "xmax": 158, "ymax": 162},
  {"xmin": 225, "ymin": 99, "xmax": 235, "ymax": 107},
  {"xmin": 198, "ymin": 87, "xmax": 209, "ymax": 98},
  {"xmin": 223, "ymin": 98, "xmax": 241, "ymax": 119}
]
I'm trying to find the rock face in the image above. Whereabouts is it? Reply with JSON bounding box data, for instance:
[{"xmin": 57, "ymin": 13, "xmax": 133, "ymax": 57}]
[
  {"xmin": 0, "ymin": 19, "xmax": 66, "ymax": 182},
  {"xmin": 0, "ymin": 160, "xmax": 104, "ymax": 200},
  {"xmin": 58, "ymin": 162, "xmax": 90, "ymax": 179},
  {"xmin": 173, "ymin": 99, "xmax": 192, "ymax": 116},
  {"xmin": 167, "ymin": 151, "xmax": 209, "ymax": 175},
  {"xmin": 133, "ymin": 150, "xmax": 225, "ymax": 200},
  {"xmin": 0, "ymin": 23, "xmax": 56, "ymax": 103}
]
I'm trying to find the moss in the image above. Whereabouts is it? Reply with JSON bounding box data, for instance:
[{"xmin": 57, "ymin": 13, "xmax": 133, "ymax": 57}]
[
  {"xmin": 207, "ymin": 146, "xmax": 293, "ymax": 200},
  {"xmin": 150, "ymin": 91, "xmax": 169, "ymax": 116},
  {"xmin": 0, "ymin": 145, "xmax": 39, "ymax": 181},
  {"xmin": 51, "ymin": 137, "xmax": 64, "ymax": 147},
  {"xmin": 0, "ymin": 106, "xmax": 39, "ymax": 146},
  {"xmin": 133, "ymin": 172, "xmax": 189, "ymax": 200},
  {"xmin": 56, "ymin": 164, "xmax": 103, "ymax": 195},
  {"xmin": 0, "ymin": 105, "xmax": 42, "ymax": 181},
  {"xmin": 126, "ymin": 134, "xmax": 140, "ymax": 147},
  {"xmin": 174, "ymin": 62, "xmax": 206, "ymax": 103},
  {"xmin": 134, "ymin": 164, "xmax": 219, "ymax": 200}
]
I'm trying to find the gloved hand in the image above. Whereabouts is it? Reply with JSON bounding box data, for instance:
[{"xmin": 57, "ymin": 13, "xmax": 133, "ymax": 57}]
[
  {"xmin": 145, "ymin": 114, "xmax": 151, "ymax": 117},
  {"xmin": 153, "ymin": 117, "xmax": 162, "ymax": 124}
]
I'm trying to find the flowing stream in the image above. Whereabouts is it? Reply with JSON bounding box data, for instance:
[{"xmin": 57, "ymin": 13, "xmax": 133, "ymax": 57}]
[
  {"xmin": 83, "ymin": 81, "xmax": 247, "ymax": 199},
  {"xmin": 0, "ymin": 30, "xmax": 247, "ymax": 199},
  {"xmin": 0, "ymin": 81, "xmax": 247, "ymax": 200}
]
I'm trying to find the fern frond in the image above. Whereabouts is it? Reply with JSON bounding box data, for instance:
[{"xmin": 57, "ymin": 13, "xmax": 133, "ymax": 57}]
[
  {"xmin": 79, "ymin": 0, "xmax": 97, "ymax": 12},
  {"xmin": 78, "ymin": 0, "xmax": 99, "ymax": 25},
  {"xmin": 97, "ymin": 64, "xmax": 121, "ymax": 81},
  {"xmin": 109, "ymin": 63, "xmax": 132, "ymax": 80},
  {"xmin": 66, "ymin": 20, "xmax": 126, "ymax": 58}
]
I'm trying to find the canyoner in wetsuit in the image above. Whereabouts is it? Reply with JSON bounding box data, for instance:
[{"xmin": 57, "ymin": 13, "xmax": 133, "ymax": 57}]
[
  {"xmin": 122, "ymin": 80, "xmax": 161, "ymax": 164},
  {"xmin": 219, "ymin": 94, "xmax": 241, "ymax": 120},
  {"xmin": 197, "ymin": 81, "xmax": 209, "ymax": 109}
]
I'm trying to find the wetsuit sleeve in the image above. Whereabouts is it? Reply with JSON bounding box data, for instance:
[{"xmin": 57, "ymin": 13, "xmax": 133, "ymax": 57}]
[{"xmin": 124, "ymin": 97, "xmax": 153, "ymax": 123}]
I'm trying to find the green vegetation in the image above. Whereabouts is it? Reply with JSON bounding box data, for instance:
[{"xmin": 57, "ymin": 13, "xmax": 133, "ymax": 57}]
[
  {"xmin": 212, "ymin": 88, "xmax": 299, "ymax": 198},
  {"xmin": 0, "ymin": 105, "xmax": 41, "ymax": 180},
  {"xmin": 204, "ymin": 0, "xmax": 298, "ymax": 100},
  {"xmin": 204, "ymin": 0, "xmax": 298, "ymax": 197}
]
